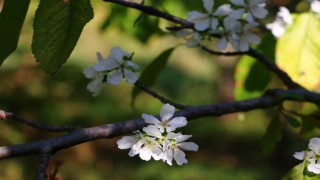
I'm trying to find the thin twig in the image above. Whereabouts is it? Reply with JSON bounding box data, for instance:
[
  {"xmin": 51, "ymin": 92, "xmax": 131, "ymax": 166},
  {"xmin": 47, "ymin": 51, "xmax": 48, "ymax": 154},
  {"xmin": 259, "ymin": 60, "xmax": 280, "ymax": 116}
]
[
  {"xmin": 4, "ymin": 112, "xmax": 80, "ymax": 132},
  {"xmin": 134, "ymin": 80, "xmax": 188, "ymax": 109},
  {"xmin": 104, "ymin": 0, "xmax": 193, "ymax": 28},
  {"xmin": 247, "ymin": 48, "xmax": 303, "ymax": 89}
]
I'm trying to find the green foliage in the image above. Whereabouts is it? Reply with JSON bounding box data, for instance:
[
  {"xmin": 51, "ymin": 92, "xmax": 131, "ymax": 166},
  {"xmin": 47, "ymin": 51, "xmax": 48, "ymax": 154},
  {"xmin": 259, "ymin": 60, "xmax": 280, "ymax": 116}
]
[
  {"xmin": 234, "ymin": 33, "xmax": 276, "ymax": 100},
  {"xmin": 276, "ymin": 13, "xmax": 320, "ymax": 90},
  {"xmin": 0, "ymin": 0, "xmax": 30, "ymax": 65},
  {"xmin": 32, "ymin": 0, "xmax": 93, "ymax": 73},
  {"xmin": 262, "ymin": 111, "xmax": 284, "ymax": 155},
  {"xmin": 282, "ymin": 162, "xmax": 320, "ymax": 180},
  {"xmin": 131, "ymin": 47, "xmax": 175, "ymax": 105}
]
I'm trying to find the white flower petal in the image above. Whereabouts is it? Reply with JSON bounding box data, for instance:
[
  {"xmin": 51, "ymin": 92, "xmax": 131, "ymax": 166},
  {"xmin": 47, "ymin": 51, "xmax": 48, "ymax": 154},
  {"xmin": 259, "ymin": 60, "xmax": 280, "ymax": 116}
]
[
  {"xmin": 231, "ymin": 0, "xmax": 245, "ymax": 6},
  {"xmin": 187, "ymin": 11, "xmax": 208, "ymax": 22},
  {"xmin": 309, "ymin": 138, "xmax": 320, "ymax": 153},
  {"xmin": 251, "ymin": 7, "xmax": 268, "ymax": 19},
  {"xmin": 143, "ymin": 125, "xmax": 163, "ymax": 138},
  {"xmin": 83, "ymin": 67, "xmax": 98, "ymax": 78},
  {"xmin": 167, "ymin": 117, "xmax": 187, "ymax": 132},
  {"xmin": 308, "ymin": 163, "xmax": 320, "ymax": 174},
  {"xmin": 214, "ymin": 4, "xmax": 232, "ymax": 16},
  {"xmin": 175, "ymin": 134, "xmax": 192, "ymax": 142},
  {"xmin": 111, "ymin": 47, "xmax": 124, "ymax": 63},
  {"xmin": 117, "ymin": 136, "xmax": 137, "ymax": 149},
  {"xmin": 124, "ymin": 69, "xmax": 138, "ymax": 84},
  {"xmin": 174, "ymin": 148, "xmax": 188, "ymax": 165},
  {"xmin": 142, "ymin": 114, "xmax": 160, "ymax": 124},
  {"xmin": 180, "ymin": 142, "xmax": 199, "ymax": 151},
  {"xmin": 139, "ymin": 146, "xmax": 153, "ymax": 161},
  {"xmin": 216, "ymin": 37, "xmax": 228, "ymax": 50},
  {"xmin": 160, "ymin": 104, "xmax": 175, "ymax": 121},
  {"xmin": 195, "ymin": 19, "xmax": 211, "ymax": 31},
  {"xmin": 107, "ymin": 70, "xmax": 123, "ymax": 85},
  {"xmin": 203, "ymin": 0, "xmax": 214, "ymax": 13},
  {"xmin": 293, "ymin": 151, "xmax": 306, "ymax": 160},
  {"xmin": 87, "ymin": 77, "xmax": 103, "ymax": 95},
  {"xmin": 231, "ymin": 9, "xmax": 245, "ymax": 19}
]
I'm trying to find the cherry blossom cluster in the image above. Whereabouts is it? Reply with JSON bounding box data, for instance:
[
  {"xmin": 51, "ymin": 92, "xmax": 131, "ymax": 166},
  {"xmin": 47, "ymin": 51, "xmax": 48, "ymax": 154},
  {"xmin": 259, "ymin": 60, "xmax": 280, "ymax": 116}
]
[
  {"xmin": 83, "ymin": 47, "xmax": 140, "ymax": 96},
  {"xmin": 117, "ymin": 104, "xmax": 199, "ymax": 165},
  {"xmin": 177, "ymin": 0, "xmax": 268, "ymax": 52},
  {"xmin": 267, "ymin": 1, "xmax": 320, "ymax": 38},
  {"xmin": 293, "ymin": 137, "xmax": 320, "ymax": 174},
  {"xmin": 266, "ymin": 7, "xmax": 292, "ymax": 38}
]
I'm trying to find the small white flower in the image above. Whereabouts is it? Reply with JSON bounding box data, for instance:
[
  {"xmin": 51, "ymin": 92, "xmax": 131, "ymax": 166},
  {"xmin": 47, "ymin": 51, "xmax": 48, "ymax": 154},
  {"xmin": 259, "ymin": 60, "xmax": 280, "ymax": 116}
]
[
  {"xmin": 142, "ymin": 103, "xmax": 187, "ymax": 133},
  {"xmin": 93, "ymin": 47, "xmax": 140, "ymax": 85},
  {"xmin": 176, "ymin": 29, "xmax": 201, "ymax": 47},
  {"xmin": 266, "ymin": 7, "xmax": 293, "ymax": 38},
  {"xmin": 117, "ymin": 131, "xmax": 162, "ymax": 161},
  {"xmin": 231, "ymin": 0, "xmax": 268, "ymax": 22},
  {"xmin": 236, "ymin": 22, "xmax": 261, "ymax": 52},
  {"xmin": 83, "ymin": 47, "xmax": 140, "ymax": 95},
  {"xmin": 293, "ymin": 137, "xmax": 320, "ymax": 174},
  {"xmin": 83, "ymin": 67, "xmax": 105, "ymax": 96},
  {"xmin": 215, "ymin": 16, "xmax": 241, "ymax": 50},
  {"xmin": 162, "ymin": 132, "xmax": 199, "ymax": 166},
  {"xmin": 309, "ymin": 0, "xmax": 320, "ymax": 14},
  {"xmin": 187, "ymin": 0, "xmax": 233, "ymax": 31}
]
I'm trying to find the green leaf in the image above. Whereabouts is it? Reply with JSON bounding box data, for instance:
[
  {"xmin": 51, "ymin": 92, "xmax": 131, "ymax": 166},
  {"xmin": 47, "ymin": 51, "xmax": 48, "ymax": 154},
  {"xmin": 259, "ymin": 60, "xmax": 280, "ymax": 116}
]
[
  {"xmin": 262, "ymin": 113, "xmax": 283, "ymax": 156},
  {"xmin": 282, "ymin": 112, "xmax": 302, "ymax": 128},
  {"xmin": 234, "ymin": 33, "xmax": 276, "ymax": 100},
  {"xmin": 0, "ymin": 0, "xmax": 30, "ymax": 65},
  {"xmin": 276, "ymin": 13, "xmax": 320, "ymax": 91},
  {"xmin": 32, "ymin": 0, "xmax": 93, "ymax": 73},
  {"xmin": 131, "ymin": 47, "xmax": 175, "ymax": 105}
]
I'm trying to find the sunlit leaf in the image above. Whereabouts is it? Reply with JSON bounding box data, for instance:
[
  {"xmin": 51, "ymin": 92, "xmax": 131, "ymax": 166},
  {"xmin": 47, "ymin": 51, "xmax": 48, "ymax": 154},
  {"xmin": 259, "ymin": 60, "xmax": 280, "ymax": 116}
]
[
  {"xmin": 276, "ymin": 13, "xmax": 320, "ymax": 90},
  {"xmin": 32, "ymin": 0, "xmax": 93, "ymax": 73},
  {"xmin": 0, "ymin": 0, "xmax": 30, "ymax": 65},
  {"xmin": 234, "ymin": 33, "xmax": 276, "ymax": 100},
  {"xmin": 131, "ymin": 47, "xmax": 175, "ymax": 105},
  {"xmin": 262, "ymin": 112, "xmax": 283, "ymax": 156}
]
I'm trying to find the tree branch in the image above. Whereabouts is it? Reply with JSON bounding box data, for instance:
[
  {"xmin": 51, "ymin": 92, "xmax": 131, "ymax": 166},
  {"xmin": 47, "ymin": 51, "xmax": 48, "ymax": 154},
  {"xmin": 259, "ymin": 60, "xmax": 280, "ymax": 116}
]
[
  {"xmin": 0, "ymin": 88, "xmax": 319, "ymax": 160},
  {"xmin": 4, "ymin": 112, "xmax": 80, "ymax": 132},
  {"xmin": 37, "ymin": 154, "xmax": 50, "ymax": 180}
]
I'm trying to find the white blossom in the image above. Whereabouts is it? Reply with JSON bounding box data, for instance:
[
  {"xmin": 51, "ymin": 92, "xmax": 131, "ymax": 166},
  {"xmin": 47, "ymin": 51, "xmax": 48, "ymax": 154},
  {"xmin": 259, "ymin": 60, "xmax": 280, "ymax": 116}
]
[
  {"xmin": 236, "ymin": 22, "xmax": 261, "ymax": 52},
  {"xmin": 215, "ymin": 16, "xmax": 241, "ymax": 50},
  {"xmin": 142, "ymin": 103, "xmax": 187, "ymax": 133},
  {"xmin": 117, "ymin": 104, "xmax": 198, "ymax": 166},
  {"xmin": 266, "ymin": 7, "xmax": 293, "ymax": 38},
  {"xmin": 117, "ymin": 131, "xmax": 162, "ymax": 161},
  {"xmin": 162, "ymin": 132, "xmax": 199, "ymax": 166},
  {"xmin": 93, "ymin": 47, "xmax": 140, "ymax": 85},
  {"xmin": 309, "ymin": 0, "xmax": 320, "ymax": 14},
  {"xmin": 83, "ymin": 67, "xmax": 105, "ymax": 96},
  {"xmin": 83, "ymin": 47, "xmax": 140, "ymax": 96},
  {"xmin": 176, "ymin": 29, "xmax": 201, "ymax": 47},
  {"xmin": 187, "ymin": 0, "xmax": 233, "ymax": 31},
  {"xmin": 231, "ymin": 0, "xmax": 268, "ymax": 22},
  {"xmin": 293, "ymin": 137, "xmax": 320, "ymax": 174}
]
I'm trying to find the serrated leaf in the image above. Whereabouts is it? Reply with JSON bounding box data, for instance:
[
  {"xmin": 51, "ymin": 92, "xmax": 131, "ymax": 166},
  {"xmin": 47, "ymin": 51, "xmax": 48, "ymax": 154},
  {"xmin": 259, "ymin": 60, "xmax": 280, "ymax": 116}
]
[
  {"xmin": 131, "ymin": 47, "xmax": 175, "ymax": 105},
  {"xmin": 0, "ymin": 0, "xmax": 30, "ymax": 65},
  {"xmin": 234, "ymin": 33, "xmax": 276, "ymax": 100},
  {"xmin": 32, "ymin": 0, "xmax": 93, "ymax": 73},
  {"xmin": 276, "ymin": 13, "xmax": 320, "ymax": 90},
  {"xmin": 262, "ymin": 113, "xmax": 283, "ymax": 156}
]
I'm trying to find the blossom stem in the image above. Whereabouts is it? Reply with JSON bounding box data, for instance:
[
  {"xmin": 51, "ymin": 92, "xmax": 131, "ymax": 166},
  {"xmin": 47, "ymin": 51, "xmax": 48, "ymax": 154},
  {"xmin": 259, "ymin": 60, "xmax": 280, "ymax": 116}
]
[{"xmin": 134, "ymin": 80, "xmax": 188, "ymax": 109}]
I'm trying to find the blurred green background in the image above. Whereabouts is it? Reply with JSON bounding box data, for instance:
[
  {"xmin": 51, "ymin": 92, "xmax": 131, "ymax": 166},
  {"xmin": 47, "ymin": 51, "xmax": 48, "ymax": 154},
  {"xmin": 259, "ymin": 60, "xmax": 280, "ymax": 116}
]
[{"xmin": 0, "ymin": 0, "xmax": 309, "ymax": 179}]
